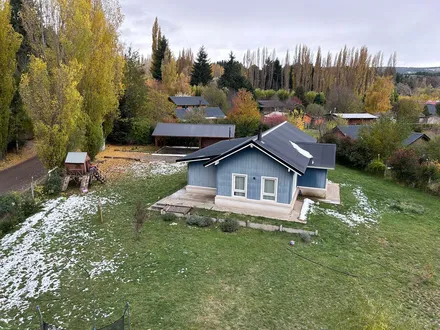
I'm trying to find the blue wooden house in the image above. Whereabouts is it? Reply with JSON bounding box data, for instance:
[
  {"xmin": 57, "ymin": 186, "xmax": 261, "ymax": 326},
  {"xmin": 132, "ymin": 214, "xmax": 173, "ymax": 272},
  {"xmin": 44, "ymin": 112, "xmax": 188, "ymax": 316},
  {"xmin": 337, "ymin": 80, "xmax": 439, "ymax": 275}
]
[{"xmin": 177, "ymin": 122, "xmax": 336, "ymax": 215}]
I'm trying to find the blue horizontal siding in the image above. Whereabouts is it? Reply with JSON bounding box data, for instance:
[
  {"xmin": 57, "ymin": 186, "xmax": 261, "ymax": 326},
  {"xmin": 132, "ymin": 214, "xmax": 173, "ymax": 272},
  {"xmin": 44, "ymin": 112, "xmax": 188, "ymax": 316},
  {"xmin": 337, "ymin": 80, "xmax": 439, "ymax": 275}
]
[
  {"xmin": 297, "ymin": 168, "xmax": 327, "ymax": 189},
  {"xmin": 188, "ymin": 162, "xmax": 216, "ymax": 188},
  {"xmin": 216, "ymin": 147, "xmax": 294, "ymax": 204}
]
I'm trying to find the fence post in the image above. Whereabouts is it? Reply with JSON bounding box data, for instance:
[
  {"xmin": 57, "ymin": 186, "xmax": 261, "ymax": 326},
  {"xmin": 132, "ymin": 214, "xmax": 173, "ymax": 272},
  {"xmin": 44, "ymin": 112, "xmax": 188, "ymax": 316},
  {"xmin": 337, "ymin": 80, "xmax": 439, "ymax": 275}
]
[
  {"xmin": 279, "ymin": 224, "xmax": 283, "ymax": 232},
  {"xmin": 31, "ymin": 176, "xmax": 34, "ymax": 200}
]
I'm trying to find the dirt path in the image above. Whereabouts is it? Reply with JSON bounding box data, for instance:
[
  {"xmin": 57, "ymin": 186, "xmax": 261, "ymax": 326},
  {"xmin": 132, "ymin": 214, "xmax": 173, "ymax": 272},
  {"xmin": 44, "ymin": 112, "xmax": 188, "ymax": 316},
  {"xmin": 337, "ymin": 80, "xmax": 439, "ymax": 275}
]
[{"xmin": 0, "ymin": 156, "xmax": 46, "ymax": 195}]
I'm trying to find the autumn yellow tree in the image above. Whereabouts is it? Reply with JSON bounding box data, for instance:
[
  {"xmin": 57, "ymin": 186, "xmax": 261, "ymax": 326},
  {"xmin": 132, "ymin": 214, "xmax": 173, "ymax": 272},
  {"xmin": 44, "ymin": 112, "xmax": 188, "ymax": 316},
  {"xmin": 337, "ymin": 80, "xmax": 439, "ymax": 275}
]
[
  {"xmin": 0, "ymin": 1, "xmax": 22, "ymax": 159},
  {"xmin": 228, "ymin": 89, "xmax": 261, "ymax": 137},
  {"xmin": 20, "ymin": 0, "xmax": 124, "ymax": 163},
  {"xmin": 161, "ymin": 51, "xmax": 178, "ymax": 95},
  {"xmin": 20, "ymin": 57, "xmax": 83, "ymax": 168},
  {"xmin": 364, "ymin": 76, "xmax": 394, "ymax": 114},
  {"xmin": 79, "ymin": 1, "xmax": 124, "ymax": 158},
  {"xmin": 287, "ymin": 110, "xmax": 305, "ymax": 131}
]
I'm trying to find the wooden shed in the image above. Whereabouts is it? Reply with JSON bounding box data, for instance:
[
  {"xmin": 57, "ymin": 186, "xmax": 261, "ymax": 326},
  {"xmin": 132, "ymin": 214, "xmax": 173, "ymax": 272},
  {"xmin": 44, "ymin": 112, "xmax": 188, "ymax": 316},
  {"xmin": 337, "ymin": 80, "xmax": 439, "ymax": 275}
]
[{"xmin": 64, "ymin": 152, "xmax": 91, "ymax": 176}]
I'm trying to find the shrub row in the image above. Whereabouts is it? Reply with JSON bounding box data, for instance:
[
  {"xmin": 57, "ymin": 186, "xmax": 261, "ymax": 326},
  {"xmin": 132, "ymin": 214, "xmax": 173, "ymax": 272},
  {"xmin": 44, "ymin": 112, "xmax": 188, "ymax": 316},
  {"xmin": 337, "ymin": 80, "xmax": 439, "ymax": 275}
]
[
  {"xmin": 321, "ymin": 133, "xmax": 440, "ymax": 195},
  {"xmin": 162, "ymin": 213, "xmax": 240, "ymax": 232},
  {"xmin": 0, "ymin": 193, "xmax": 41, "ymax": 237}
]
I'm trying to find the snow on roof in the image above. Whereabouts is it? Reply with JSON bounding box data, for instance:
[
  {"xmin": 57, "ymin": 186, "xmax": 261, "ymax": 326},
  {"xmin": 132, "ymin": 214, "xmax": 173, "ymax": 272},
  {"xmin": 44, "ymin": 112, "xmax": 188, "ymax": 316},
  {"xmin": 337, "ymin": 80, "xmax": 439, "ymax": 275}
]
[
  {"xmin": 290, "ymin": 141, "xmax": 313, "ymax": 159},
  {"xmin": 334, "ymin": 113, "xmax": 378, "ymax": 119}
]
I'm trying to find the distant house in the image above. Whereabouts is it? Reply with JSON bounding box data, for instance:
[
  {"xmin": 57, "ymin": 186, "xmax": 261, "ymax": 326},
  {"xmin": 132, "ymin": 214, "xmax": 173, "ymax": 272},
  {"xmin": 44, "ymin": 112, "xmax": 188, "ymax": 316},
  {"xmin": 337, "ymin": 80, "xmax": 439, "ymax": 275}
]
[
  {"xmin": 303, "ymin": 113, "xmax": 325, "ymax": 128},
  {"xmin": 176, "ymin": 122, "xmax": 336, "ymax": 215},
  {"xmin": 152, "ymin": 123, "xmax": 235, "ymax": 148},
  {"xmin": 331, "ymin": 113, "xmax": 378, "ymax": 125},
  {"xmin": 175, "ymin": 107, "xmax": 226, "ymax": 121},
  {"xmin": 332, "ymin": 125, "xmax": 430, "ymax": 147},
  {"xmin": 419, "ymin": 101, "xmax": 440, "ymax": 124},
  {"xmin": 257, "ymin": 100, "xmax": 290, "ymax": 113},
  {"xmin": 169, "ymin": 96, "xmax": 209, "ymax": 108}
]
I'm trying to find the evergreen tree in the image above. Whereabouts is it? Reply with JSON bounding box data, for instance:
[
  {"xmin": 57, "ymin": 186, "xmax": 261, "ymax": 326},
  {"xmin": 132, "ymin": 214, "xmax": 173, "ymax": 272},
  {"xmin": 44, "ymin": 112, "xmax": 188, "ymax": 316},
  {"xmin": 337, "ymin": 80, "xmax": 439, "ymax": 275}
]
[
  {"xmin": 9, "ymin": 0, "xmax": 33, "ymax": 152},
  {"xmin": 150, "ymin": 35, "xmax": 168, "ymax": 81},
  {"xmin": 190, "ymin": 46, "xmax": 212, "ymax": 86},
  {"xmin": 108, "ymin": 48, "xmax": 150, "ymax": 144},
  {"xmin": 272, "ymin": 59, "xmax": 282, "ymax": 90},
  {"xmin": 0, "ymin": 2, "xmax": 22, "ymax": 159},
  {"xmin": 218, "ymin": 52, "xmax": 252, "ymax": 92}
]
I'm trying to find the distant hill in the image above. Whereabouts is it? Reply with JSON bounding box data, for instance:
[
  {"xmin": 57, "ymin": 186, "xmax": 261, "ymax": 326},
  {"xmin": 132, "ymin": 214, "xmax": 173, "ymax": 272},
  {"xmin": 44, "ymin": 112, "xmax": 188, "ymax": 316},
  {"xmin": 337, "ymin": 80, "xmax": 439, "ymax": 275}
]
[{"xmin": 395, "ymin": 67, "xmax": 440, "ymax": 75}]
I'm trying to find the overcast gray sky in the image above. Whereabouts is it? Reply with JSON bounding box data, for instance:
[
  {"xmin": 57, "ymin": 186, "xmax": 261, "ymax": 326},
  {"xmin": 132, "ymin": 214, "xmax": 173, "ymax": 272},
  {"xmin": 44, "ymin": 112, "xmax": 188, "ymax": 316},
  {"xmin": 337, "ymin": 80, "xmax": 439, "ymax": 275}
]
[{"xmin": 119, "ymin": 0, "xmax": 440, "ymax": 67}]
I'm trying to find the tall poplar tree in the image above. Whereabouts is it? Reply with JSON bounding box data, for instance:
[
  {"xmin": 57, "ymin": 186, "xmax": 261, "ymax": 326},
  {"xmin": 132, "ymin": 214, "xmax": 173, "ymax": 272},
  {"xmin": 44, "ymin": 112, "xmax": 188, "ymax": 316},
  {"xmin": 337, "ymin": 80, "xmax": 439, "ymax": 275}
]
[
  {"xmin": 0, "ymin": 1, "xmax": 22, "ymax": 159},
  {"xmin": 150, "ymin": 35, "xmax": 168, "ymax": 81},
  {"xmin": 190, "ymin": 46, "xmax": 212, "ymax": 86}
]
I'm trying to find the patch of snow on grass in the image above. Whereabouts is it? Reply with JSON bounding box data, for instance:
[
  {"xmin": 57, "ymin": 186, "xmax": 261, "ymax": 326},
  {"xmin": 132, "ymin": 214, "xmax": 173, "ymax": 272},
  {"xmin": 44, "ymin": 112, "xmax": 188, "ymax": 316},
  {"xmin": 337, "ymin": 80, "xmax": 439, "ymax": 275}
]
[
  {"xmin": 315, "ymin": 187, "xmax": 379, "ymax": 227},
  {"xmin": 0, "ymin": 193, "xmax": 119, "ymax": 323},
  {"xmin": 299, "ymin": 198, "xmax": 315, "ymax": 221},
  {"xmin": 129, "ymin": 161, "xmax": 185, "ymax": 178}
]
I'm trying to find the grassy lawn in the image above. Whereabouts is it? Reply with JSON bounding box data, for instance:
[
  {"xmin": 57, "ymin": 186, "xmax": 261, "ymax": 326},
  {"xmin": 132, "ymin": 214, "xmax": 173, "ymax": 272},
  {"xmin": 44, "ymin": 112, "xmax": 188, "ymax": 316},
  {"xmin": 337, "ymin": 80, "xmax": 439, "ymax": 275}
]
[{"xmin": 1, "ymin": 165, "xmax": 439, "ymax": 329}]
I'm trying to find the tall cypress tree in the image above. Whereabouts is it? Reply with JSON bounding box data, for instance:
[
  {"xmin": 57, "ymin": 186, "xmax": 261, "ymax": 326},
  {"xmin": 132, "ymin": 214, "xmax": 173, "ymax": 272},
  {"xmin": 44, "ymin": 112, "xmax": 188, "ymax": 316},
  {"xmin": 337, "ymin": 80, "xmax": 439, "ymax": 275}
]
[
  {"xmin": 190, "ymin": 46, "xmax": 212, "ymax": 86},
  {"xmin": 9, "ymin": 0, "xmax": 33, "ymax": 152},
  {"xmin": 150, "ymin": 35, "xmax": 168, "ymax": 81}
]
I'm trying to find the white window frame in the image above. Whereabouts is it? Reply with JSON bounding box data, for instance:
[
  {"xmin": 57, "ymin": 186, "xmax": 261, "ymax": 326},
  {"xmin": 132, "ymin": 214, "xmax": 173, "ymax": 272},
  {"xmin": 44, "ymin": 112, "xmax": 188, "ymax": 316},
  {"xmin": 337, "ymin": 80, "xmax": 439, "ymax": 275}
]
[
  {"xmin": 232, "ymin": 173, "xmax": 247, "ymax": 198},
  {"xmin": 261, "ymin": 176, "xmax": 278, "ymax": 202}
]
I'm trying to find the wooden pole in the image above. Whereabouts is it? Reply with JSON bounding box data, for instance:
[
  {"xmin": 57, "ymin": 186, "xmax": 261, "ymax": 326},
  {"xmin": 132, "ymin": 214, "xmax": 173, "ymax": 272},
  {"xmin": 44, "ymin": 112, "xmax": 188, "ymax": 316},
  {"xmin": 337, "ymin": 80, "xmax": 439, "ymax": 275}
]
[
  {"xmin": 31, "ymin": 176, "xmax": 34, "ymax": 200},
  {"xmin": 99, "ymin": 199, "xmax": 103, "ymax": 223}
]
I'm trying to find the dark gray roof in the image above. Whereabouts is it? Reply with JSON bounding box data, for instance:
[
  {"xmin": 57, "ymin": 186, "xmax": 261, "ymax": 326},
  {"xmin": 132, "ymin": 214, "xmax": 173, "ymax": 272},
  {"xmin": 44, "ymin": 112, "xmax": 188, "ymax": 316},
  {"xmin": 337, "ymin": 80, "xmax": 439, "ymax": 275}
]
[
  {"xmin": 177, "ymin": 137, "xmax": 251, "ymax": 162},
  {"xmin": 403, "ymin": 133, "xmax": 430, "ymax": 146},
  {"xmin": 296, "ymin": 142, "xmax": 336, "ymax": 169},
  {"xmin": 175, "ymin": 107, "xmax": 225, "ymax": 120},
  {"xmin": 335, "ymin": 125, "xmax": 430, "ymax": 147},
  {"xmin": 152, "ymin": 123, "xmax": 235, "ymax": 138},
  {"xmin": 179, "ymin": 121, "xmax": 335, "ymax": 174},
  {"xmin": 169, "ymin": 96, "xmax": 209, "ymax": 106},
  {"xmin": 335, "ymin": 125, "xmax": 363, "ymax": 139},
  {"xmin": 425, "ymin": 104, "xmax": 438, "ymax": 116},
  {"xmin": 257, "ymin": 100, "xmax": 288, "ymax": 108},
  {"xmin": 65, "ymin": 152, "xmax": 88, "ymax": 164}
]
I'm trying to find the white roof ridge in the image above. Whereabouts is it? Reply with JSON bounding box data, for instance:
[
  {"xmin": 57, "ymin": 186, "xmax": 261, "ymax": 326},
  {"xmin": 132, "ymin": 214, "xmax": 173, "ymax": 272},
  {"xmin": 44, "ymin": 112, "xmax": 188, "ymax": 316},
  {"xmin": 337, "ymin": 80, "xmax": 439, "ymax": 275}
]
[{"xmin": 261, "ymin": 121, "xmax": 288, "ymax": 138}]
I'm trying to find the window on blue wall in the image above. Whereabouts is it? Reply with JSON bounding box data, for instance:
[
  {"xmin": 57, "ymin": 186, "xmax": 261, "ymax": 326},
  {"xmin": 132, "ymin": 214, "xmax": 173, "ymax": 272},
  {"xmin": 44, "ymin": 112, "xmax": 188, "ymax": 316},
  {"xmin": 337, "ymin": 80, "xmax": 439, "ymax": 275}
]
[
  {"xmin": 232, "ymin": 174, "xmax": 247, "ymax": 197},
  {"xmin": 261, "ymin": 177, "xmax": 277, "ymax": 201}
]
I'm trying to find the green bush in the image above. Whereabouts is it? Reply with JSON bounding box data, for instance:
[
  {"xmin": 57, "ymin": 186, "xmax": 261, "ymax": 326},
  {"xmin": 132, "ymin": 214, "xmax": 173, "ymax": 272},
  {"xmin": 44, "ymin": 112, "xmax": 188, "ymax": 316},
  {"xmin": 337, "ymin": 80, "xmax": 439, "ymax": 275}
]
[
  {"xmin": 162, "ymin": 213, "xmax": 177, "ymax": 222},
  {"xmin": 219, "ymin": 219, "xmax": 239, "ymax": 232},
  {"xmin": 0, "ymin": 217, "xmax": 16, "ymax": 235},
  {"xmin": 20, "ymin": 196, "xmax": 41, "ymax": 217},
  {"xmin": 299, "ymin": 232, "xmax": 312, "ymax": 243},
  {"xmin": 44, "ymin": 169, "xmax": 63, "ymax": 195},
  {"xmin": 366, "ymin": 159, "xmax": 386, "ymax": 176},
  {"xmin": 388, "ymin": 149, "xmax": 419, "ymax": 185},
  {"xmin": 186, "ymin": 215, "xmax": 213, "ymax": 227},
  {"xmin": 0, "ymin": 194, "xmax": 21, "ymax": 218}
]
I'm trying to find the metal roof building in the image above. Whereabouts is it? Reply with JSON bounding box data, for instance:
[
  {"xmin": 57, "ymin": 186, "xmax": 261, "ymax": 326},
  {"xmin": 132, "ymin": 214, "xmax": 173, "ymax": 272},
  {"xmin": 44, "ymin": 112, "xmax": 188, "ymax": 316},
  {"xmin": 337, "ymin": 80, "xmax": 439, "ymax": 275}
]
[
  {"xmin": 169, "ymin": 96, "xmax": 209, "ymax": 107},
  {"xmin": 334, "ymin": 125, "xmax": 431, "ymax": 147},
  {"xmin": 333, "ymin": 113, "xmax": 378, "ymax": 119},
  {"xmin": 152, "ymin": 123, "xmax": 235, "ymax": 149},
  {"xmin": 175, "ymin": 107, "xmax": 226, "ymax": 120}
]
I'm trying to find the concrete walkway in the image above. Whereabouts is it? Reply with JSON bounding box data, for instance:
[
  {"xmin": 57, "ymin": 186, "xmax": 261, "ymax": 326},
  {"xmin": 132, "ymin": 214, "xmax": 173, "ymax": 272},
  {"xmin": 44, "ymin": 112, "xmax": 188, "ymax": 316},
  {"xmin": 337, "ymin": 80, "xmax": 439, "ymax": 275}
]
[{"xmin": 153, "ymin": 188, "xmax": 304, "ymax": 223}]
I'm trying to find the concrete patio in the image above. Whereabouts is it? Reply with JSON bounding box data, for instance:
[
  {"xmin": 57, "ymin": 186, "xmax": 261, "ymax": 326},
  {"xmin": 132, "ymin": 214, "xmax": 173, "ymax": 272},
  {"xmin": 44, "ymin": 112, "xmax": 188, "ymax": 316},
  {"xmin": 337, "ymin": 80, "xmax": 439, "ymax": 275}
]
[{"xmin": 151, "ymin": 181, "xmax": 340, "ymax": 223}]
